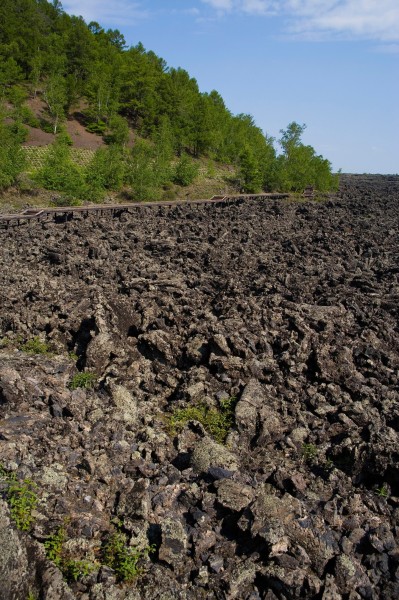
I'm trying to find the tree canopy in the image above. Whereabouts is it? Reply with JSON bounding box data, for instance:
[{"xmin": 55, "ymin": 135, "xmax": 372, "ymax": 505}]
[{"xmin": 0, "ymin": 0, "xmax": 338, "ymax": 195}]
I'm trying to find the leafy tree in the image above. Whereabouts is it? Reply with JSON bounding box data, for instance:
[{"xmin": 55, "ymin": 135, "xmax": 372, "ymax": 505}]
[
  {"xmin": 238, "ymin": 146, "xmax": 263, "ymax": 193},
  {"xmin": 0, "ymin": 57, "xmax": 23, "ymax": 96},
  {"xmin": 277, "ymin": 122, "xmax": 338, "ymax": 192},
  {"xmin": 0, "ymin": 106, "xmax": 26, "ymax": 190},
  {"xmin": 43, "ymin": 74, "xmax": 67, "ymax": 134},
  {"xmin": 152, "ymin": 115, "xmax": 174, "ymax": 184},
  {"xmin": 279, "ymin": 122, "xmax": 306, "ymax": 156},
  {"xmin": 173, "ymin": 153, "xmax": 198, "ymax": 186},
  {"xmin": 105, "ymin": 114, "xmax": 129, "ymax": 146},
  {"xmin": 85, "ymin": 145, "xmax": 125, "ymax": 192},
  {"xmin": 85, "ymin": 60, "xmax": 121, "ymax": 125},
  {"xmin": 34, "ymin": 137, "xmax": 87, "ymax": 198},
  {"xmin": 125, "ymin": 139, "xmax": 160, "ymax": 201}
]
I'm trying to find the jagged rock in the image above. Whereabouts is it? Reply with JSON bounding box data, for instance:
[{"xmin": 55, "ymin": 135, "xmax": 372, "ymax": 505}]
[
  {"xmin": 110, "ymin": 384, "xmax": 138, "ymax": 425},
  {"xmin": 190, "ymin": 436, "xmax": 239, "ymax": 474},
  {"xmin": 158, "ymin": 517, "xmax": 188, "ymax": 571},
  {"xmin": 0, "ymin": 501, "xmax": 74, "ymax": 600},
  {"xmin": 0, "ymin": 175, "xmax": 399, "ymax": 599},
  {"xmin": 234, "ymin": 379, "xmax": 265, "ymax": 442},
  {"xmin": 215, "ymin": 479, "xmax": 254, "ymax": 512},
  {"xmin": 117, "ymin": 478, "xmax": 150, "ymax": 520}
]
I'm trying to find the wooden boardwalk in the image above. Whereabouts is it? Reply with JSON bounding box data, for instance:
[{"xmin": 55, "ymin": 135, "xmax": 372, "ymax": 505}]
[{"xmin": 0, "ymin": 193, "xmax": 289, "ymax": 229}]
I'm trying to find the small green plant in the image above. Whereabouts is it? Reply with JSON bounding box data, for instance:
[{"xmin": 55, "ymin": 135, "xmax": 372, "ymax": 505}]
[
  {"xmin": 8, "ymin": 480, "xmax": 38, "ymax": 531},
  {"xmin": 68, "ymin": 351, "xmax": 79, "ymax": 361},
  {"xmin": 324, "ymin": 458, "xmax": 335, "ymax": 472},
  {"xmin": 27, "ymin": 591, "xmax": 37, "ymax": 600},
  {"xmin": 68, "ymin": 372, "xmax": 96, "ymax": 390},
  {"xmin": 376, "ymin": 484, "xmax": 389, "ymax": 498},
  {"xmin": 44, "ymin": 525, "xmax": 97, "ymax": 582},
  {"xmin": 302, "ymin": 443, "xmax": 318, "ymax": 463},
  {"xmin": 44, "ymin": 526, "xmax": 66, "ymax": 568},
  {"xmin": 103, "ymin": 530, "xmax": 154, "ymax": 583},
  {"xmin": 168, "ymin": 396, "xmax": 237, "ymax": 444},
  {"xmin": 50, "ymin": 195, "xmax": 82, "ymax": 207},
  {"xmin": 21, "ymin": 336, "xmax": 51, "ymax": 355},
  {"xmin": 63, "ymin": 558, "xmax": 96, "ymax": 581},
  {"xmin": 0, "ymin": 336, "xmax": 10, "ymax": 348},
  {"xmin": 2, "ymin": 471, "xmax": 38, "ymax": 531}
]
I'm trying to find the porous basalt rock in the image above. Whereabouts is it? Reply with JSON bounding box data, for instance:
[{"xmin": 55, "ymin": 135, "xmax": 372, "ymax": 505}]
[{"xmin": 1, "ymin": 175, "xmax": 399, "ymax": 599}]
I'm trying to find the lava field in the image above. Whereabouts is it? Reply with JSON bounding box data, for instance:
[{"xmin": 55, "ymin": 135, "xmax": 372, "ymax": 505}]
[{"xmin": 0, "ymin": 174, "xmax": 399, "ymax": 600}]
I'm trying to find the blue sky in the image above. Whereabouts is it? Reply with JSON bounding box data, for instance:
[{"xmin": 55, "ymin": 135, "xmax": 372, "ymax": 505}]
[{"xmin": 62, "ymin": 1, "xmax": 399, "ymax": 174}]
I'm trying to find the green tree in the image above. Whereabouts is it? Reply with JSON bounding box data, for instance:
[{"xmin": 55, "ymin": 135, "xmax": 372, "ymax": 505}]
[
  {"xmin": 0, "ymin": 57, "xmax": 22, "ymax": 97},
  {"xmin": 279, "ymin": 122, "xmax": 306, "ymax": 156},
  {"xmin": 152, "ymin": 115, "xmax": 174, "ymax": 185},
  {"xmin": 43, "ymin": 74, "xmax": 67, "ymax": 134},
  {"xmin": 34, "ymin": 137, "xmax": 87, "ymax": 198},
  {"xmin": 105, "ymin": 114, "xmax": 129, "ymax": 146},
  {"xmin": 277, "ymin": 122, "xmax": 338, "ymax": 192},
  {"xmin": 238, "ymin": 146, "xmax": 263, "ymax": 193},
  {"xmin": 0, "ymin": 106, "xmax": 26, "ymax": 190},
  {"xmin": 85, "ymin": 145, "xmax": 125, "ymax": 193},
  {"xmin": 173, "ymin": 153, "xmax": 198, "ymax": 186},
  {"xmin": 125, "ymin": 139, "xmax": 159, "ymax": 201}
]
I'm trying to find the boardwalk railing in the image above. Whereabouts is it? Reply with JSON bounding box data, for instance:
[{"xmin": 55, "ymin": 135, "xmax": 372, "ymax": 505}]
[{"xmin": 0, "ymin": 193, "xmax": 289, "ymax": 229}]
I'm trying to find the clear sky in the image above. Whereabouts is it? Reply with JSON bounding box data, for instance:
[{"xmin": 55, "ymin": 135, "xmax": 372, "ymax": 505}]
[{"xmin": 62, "ymin": 0, "xmax": 399, "ymax": 174}]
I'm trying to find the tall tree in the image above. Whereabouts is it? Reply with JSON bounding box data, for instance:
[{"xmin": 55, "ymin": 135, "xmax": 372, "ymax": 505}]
[{"xmin": 43, "ymin": 73, "xmax": 67, "ymax": 133}]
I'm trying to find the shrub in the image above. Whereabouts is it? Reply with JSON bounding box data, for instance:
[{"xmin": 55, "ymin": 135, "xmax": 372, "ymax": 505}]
[
  {"xmin": 18, "ymin": 105, "xmax": 40, "ymax": 128},
  {"xmin": 85, "ymin": 120, "xmax": 107, "ymax": 135},
  {"xmin": 173, "ymin": 153, "xmax": 198, "ymax": 186},
  {"xmin": 44, "ymin": 526, "xmax": 66, "ymax": 568},
  {"xmin": 8, "ymin": 120, "xmax": 29, "ymax": 143},
  {"xmin": 168, "ymin": 396, "xmax": 237, "ymax": 444},
  {"xmin": 0, "ymin": 337, "xmax": 10, "ymax": 348},
  {"xmin": 377, "ymin": 484, "xmax": 389, "ymax": 498},
  {"xmin": 34, "ymin": 138, "xmax": 89, "ymax": 200},
  {"xmin": 302, "ymin": 443, "xmax": 318, "ymax": 462},
  {"xmin": 68, "ymin": 372, "xmax": 96, "ymax": 390},
  {"xmin": 85, "ymin": 145, "xmax": 125, "ymax": 192},
  {"xmin": 50, "ymin": 195, "xmax": 82, "ymax": 207},
  {"xmin": 44, "ymin": 526, "xmax": 97, "ymax": 582},
  {"xmin": 63, "ymin": 559, "xmax": 96, "ymax": 582},
  {"xmin": 125, "ymin": 140, "xmax": 161, "ymax": 201},
  {"xmin": 0, "ymin": 466, "xmax": 38, "ymax": 531},
  {"xmin": 21, "ymin": 336, "xmax": 51, "ymax": 355},
  {"xmin": 104, "ymin": 115, "xmax": 129, "ymax": 146},
  {"xmin": 103, "ymin": 530, "xmax": 154, "ymax": 583},
  {"xmin": 0, "ymin": 121, "xmax": 26, "ymax": 191},
  {"xmin": 162, "ymin": 188, "xmax": 177, "ymax": 201}
]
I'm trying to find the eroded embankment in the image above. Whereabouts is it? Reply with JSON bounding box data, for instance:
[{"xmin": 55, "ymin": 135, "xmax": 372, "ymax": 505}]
[{"xmin": 0, "ymin": 175, "xmax": 399, "ymax": 600}]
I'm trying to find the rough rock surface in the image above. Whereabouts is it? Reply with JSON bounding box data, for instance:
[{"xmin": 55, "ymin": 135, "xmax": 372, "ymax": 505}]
[{"xmin": 0, "ymin": 174, "xmax": 399, "ymax": 599}]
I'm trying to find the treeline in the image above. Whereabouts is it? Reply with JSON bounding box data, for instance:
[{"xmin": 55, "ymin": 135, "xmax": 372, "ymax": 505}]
[{"xmin": 0, "ymin": 0, "xmax": 339, "ymax": 198}]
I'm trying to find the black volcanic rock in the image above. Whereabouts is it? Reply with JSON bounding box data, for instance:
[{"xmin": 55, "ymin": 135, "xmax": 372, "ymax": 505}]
[{"xmin": 0, "ymin": 175, "xmax": 399, "ymax": 599}]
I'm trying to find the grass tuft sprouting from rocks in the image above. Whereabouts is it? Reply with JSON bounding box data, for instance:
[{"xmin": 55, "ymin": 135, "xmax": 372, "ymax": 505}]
[
  {"xmin": 167, "ymin": 396, "xmax": 237, "ymax": 444},
  {"xmin": 21, "ymin": 336, "xmax": 52, "ymax": 355},
  {"xmin": 68, "ymin": 372, "xmax": 96, "ymax": 390}
]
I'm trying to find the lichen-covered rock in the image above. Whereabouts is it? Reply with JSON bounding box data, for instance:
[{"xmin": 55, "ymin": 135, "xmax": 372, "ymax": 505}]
[
  {"xmin": 190, "ymin": 436, "xmax": 239, "ymax": 474},
  {"xmin": 158, "ymin": 517, "xmax": 188, "ymax": 571},
  {"xmin": 215, "ymin": 479, "xmax": 254, "ymax": 512}
]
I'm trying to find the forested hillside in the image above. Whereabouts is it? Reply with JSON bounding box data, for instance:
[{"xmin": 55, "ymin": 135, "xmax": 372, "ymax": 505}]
[{"xmin": 0, "ymin": 0, "xmax": 338, "ymax": 203}]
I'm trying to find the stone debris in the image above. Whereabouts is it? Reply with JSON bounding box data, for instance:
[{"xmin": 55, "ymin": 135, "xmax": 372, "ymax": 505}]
[{"xmin": 0, "ymin": 175, "xmax": 398, "ymax": 598}]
